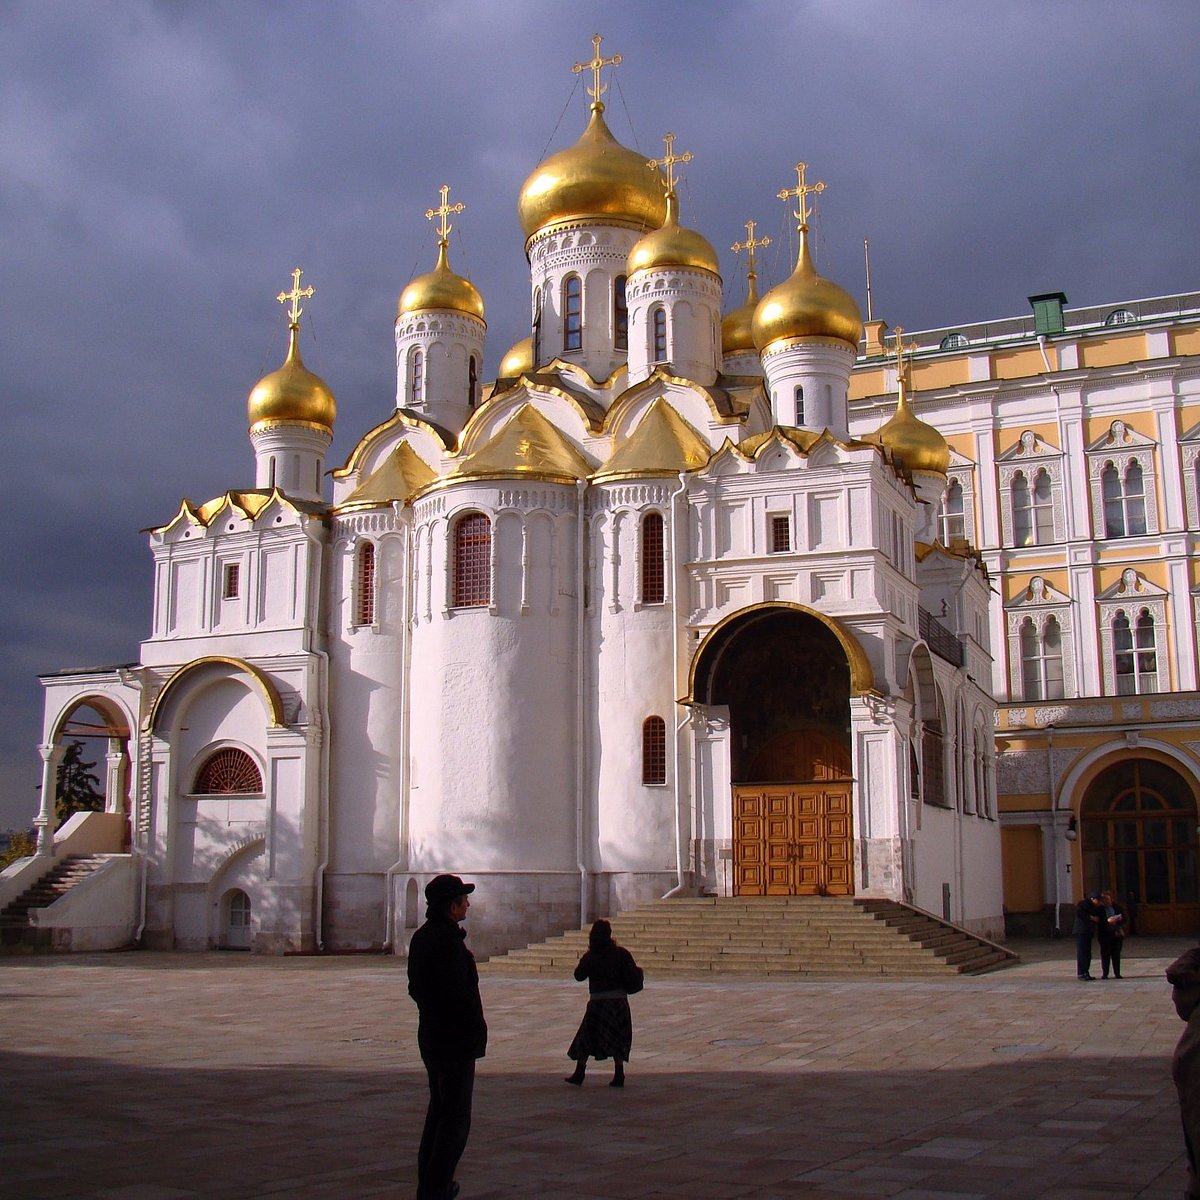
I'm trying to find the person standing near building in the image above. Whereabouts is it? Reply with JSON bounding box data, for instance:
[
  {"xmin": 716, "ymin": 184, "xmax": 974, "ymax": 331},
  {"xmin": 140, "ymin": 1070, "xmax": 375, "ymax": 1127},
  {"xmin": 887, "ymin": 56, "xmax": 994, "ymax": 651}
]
[
  {"xmin": 564, "ymin": 919, "xmax": 643, "ymax": 1088},
  {"xmin": 1097, "ymin": 889, "xmax": 1127, "ymax": 979},
  {"xmin": 1073, "ymin": 892, "xmax": 1102, "ymax": 980},
  {"xmin": 408, "ymin": 874, "xmax": 487, "ymax": 1200}
]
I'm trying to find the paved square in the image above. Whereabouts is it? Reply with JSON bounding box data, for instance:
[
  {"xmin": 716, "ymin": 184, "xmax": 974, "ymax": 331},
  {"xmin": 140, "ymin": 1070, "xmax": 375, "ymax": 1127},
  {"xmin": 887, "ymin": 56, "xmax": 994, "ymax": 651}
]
[{"xmin": 1, "ymin": 938, "xmax": 1193, "ymax": 1198}]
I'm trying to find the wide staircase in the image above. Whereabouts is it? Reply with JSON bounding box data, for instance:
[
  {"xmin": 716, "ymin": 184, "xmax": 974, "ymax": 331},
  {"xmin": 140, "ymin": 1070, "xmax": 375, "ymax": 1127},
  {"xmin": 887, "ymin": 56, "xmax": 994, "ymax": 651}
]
[
  {"xmin": 483, "ymin": 896, "xmax": 1018, "ymax": 978},
  {"xmin": 0, "ymin": 855, "xmax": 113, "ymax": 951}
]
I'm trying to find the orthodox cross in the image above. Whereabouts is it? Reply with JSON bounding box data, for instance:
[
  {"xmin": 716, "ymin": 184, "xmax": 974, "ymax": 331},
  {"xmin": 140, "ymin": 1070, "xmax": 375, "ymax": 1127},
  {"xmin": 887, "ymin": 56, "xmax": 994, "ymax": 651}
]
[
  {"xmin": 648, "ymin": 132, "xmax": 693, "ymax": 194},
  {"xmin": 572, "ymin": 33, "xmax": 621, "ymax": 104},
  {"xmin": 777, "ymin": 161, "xmax": 825, "ymax": 227},
  {"xmin": 891, "ymin": 325, "xmax": 919, "ymax": 387},
  {"xmin": 425, "ymin": 184, "xmax": 465, "ymax": 245},
  {"xmin": 731, "ymin": 219, "xmax": 771, "ymax": 278},
  {"xmin": 276, "ymin": 268, "xmax": 314, "ymax": 324}
]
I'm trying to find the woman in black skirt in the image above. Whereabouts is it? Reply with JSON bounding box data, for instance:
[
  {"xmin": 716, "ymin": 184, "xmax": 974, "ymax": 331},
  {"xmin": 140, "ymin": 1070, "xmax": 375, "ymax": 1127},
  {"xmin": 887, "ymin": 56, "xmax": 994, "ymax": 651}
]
[{"xmin": 565, "ymin": 919, "xmax": 643, "ymax": 1087}]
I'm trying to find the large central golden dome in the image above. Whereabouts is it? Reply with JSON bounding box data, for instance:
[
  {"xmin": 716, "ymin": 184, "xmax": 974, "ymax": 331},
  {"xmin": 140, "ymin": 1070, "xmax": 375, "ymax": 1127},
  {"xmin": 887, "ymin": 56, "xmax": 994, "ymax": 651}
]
[
  {"xmin": 248, "ymin": 324, "xmax": 337, "ymax": 433},
  {"xmin": 518, "ymin": 104, "xmax": 667, "ymax": 241},
  {"xmin": 752, "ymin": 227, "xmax": 863, "ymax": 351}
]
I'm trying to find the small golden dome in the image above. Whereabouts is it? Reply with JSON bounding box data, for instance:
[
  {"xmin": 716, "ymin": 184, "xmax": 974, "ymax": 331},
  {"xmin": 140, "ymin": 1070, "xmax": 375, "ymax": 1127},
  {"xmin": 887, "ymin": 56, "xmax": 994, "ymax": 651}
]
[
  {"xmin": 518, "ymin": 105, "xmax": 667, "ymax": 241},
  {"xmin": 397, "ymin": 241, "xmax": 485, "ymax": 322},
  {"xmin": 721, "ymin": 273, "xmax": 760, "ymax": 356},
  {"xmin": 627, "ymin": 192, "xmax": 720, "ymax": 277},
  {"xmin": 248, "ymin": 324, "xmax": 337, "ymax": 433},
  {"xmin": 877, "ymin": 382, "xmax": 950, "ymax": 476},
  {"xmin": 752, "ymin": 227, "xmax": 863, "ymax": 351},
  {"xmin": 499, "ymin": 336, "xmax": 534, "ymax": 377}
]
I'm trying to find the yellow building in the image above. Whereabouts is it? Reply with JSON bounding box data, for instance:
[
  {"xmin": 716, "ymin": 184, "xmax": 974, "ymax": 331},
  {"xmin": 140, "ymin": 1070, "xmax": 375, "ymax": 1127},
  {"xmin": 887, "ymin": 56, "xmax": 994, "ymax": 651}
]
[{"xmin": 850, "ymin": 291, "xmax": 1200, "ymax": 935}]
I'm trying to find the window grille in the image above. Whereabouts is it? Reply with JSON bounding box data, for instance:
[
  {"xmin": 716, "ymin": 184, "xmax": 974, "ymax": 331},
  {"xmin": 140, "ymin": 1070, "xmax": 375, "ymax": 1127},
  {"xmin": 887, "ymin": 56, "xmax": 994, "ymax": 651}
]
[
  {"xmin": 652, "ymin": 307, "xmax": 667, "ymax": 362},
  {"xmin": 453, "ymin": 513, "xmax": 491, "ymax": 608},
  {"xmin": 195, "ymin": 748, "xmax": 262, "ymax": 794},
  {"xmin": 642, "ymin": 716, "xmax": 667, "ymax": 785},
  {"xmin": 640, "ymin": 512, "xmax": 665, "ymax": 604},
  {"xmin": 770, "ymin": 515, "xmax": 791, "ymax": 553},
  {"xmin": 355, "ymin": 542, "xmax": 376, "ymax": 626},
  {"xmin": 222, "ymin": 563, "xmax": 240, "ymax": 600}
]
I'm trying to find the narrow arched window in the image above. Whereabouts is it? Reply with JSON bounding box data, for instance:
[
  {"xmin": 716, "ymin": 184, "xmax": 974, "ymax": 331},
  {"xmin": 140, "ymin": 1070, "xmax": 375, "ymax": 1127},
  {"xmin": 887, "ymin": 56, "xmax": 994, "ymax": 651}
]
[
  {"xmin": 794, "ymin": 385, "xmax": 805, "ymax": 426},
  {"xmin": 1012, "ymin": 471, "xmax": 1032, "ymax": 545},
  {"xmin": 1113, "ymin": 609, "xmax": 1156, "ymax": 695},
  {"xmin": 452, "ymin": 512, "xmax": 491, "ymax": 608},
  {"xmin": 410, "ymin": 347, "xmax": 424, "ymax": 406},
  {"xmin": 642, "ymin": 716, "xmax": 667, "ymax": 785},
  {"xmin": 1124, "ymin": 461, "xmax": 1146, "ymax": 536},
  {"xmin": 468, "ymin": 356, "xmax": 478, "ymax": 409},
  {"xmin": 355, "ymin": 541, "xmax": 376, "ymax": 626},
  {"xmin": 939, "ymin": 479, "xmax": 965, "ymax": 544},
  {"xmin": 195, "ymin": 748, "xmax": 263, "ymax": 795},
  {"xmin": 1031, "ymin": 468, "xmax": 1054, "ymax": 543},
  {"xmin": 651, "ymin": 306, "xmax": 667, "ymax": 362},
  {"xmin": 614, "ymin": 275, "xmax": 628, "ymax": 352},
  {"xmin": 563, "ymin": 275, "xmax": 582, "ymax": 351},
  {"xmin": 640, "ymin": 512, "xmax": 665, "ymax": 605},
  {"xmin": 533, "ymin": 287, "xmax": 543, "ymax": 364},
  {"xmin": 1020, "ymin": 615, "xmax": 1064, "ymax": 702}
]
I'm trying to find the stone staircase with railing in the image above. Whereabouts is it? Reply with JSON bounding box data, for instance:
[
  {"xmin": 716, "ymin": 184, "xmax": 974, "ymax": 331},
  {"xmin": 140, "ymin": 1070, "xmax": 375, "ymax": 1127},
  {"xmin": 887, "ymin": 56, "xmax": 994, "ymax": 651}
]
[
  {"xmin": 0, "ymin": 855, "xmax": 115, "ymax": 951},
  {"xmin": 482, "ymin": 896, "xmax": 1018, "ymax": 978}
]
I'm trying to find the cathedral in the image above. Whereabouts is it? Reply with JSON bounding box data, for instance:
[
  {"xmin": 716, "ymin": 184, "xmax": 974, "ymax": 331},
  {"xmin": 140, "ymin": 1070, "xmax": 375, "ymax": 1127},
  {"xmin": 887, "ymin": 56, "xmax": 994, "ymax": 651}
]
[{"xmin": 23, "ymin": 40, "xmax": 1010, "ymax": 956}]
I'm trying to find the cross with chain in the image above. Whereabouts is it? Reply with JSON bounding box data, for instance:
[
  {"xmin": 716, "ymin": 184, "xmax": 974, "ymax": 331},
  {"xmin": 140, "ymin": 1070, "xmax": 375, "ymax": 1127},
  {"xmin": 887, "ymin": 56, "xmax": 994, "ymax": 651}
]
[
  {"xmin": 777, "ymin": 161, "xmax": 826, "ymax": 226},
  {"xmin": 731, "ymin": 219, "xmax": 771, "ymax": 278},
  {"xmin": 572, "ymin": 33, "xmax": 621, "ymax": 103},
  {"xmin": 425, "ymin": 184, "xmax": 465, "ymax": 244},
  {"xmin": 276, "ymin": 268, "xmax": 314, "ymax": 324},
  {"xmin": 647, "ymin": 132, "xmax": 693, "ymax": 193},
  {"xmin": 891, "ymin": 325, "xmax": 919, "ymax": 386}
]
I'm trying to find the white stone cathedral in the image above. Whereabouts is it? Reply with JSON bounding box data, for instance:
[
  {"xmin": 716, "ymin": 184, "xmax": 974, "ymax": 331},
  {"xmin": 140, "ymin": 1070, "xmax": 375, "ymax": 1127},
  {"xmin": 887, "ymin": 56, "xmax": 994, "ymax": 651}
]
[{"xmin": 33, "ymin": 43, "xmax": 1002, "ymax": 956}]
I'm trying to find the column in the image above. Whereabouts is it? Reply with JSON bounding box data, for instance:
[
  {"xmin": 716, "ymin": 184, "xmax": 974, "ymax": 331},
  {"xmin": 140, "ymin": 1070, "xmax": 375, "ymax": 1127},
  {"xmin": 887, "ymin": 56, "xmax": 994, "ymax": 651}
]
[{"xmin": 35, "ymin": 742, "xmax": 65, "ymax": 856}]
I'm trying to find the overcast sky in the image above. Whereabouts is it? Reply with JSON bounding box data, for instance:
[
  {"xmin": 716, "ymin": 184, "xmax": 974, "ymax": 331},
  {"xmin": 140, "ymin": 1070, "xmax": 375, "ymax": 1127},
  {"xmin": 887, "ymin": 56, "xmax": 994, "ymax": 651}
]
[{"xmin": 3, "ymin": 0, "xmax": 1199, "ymax": 830}]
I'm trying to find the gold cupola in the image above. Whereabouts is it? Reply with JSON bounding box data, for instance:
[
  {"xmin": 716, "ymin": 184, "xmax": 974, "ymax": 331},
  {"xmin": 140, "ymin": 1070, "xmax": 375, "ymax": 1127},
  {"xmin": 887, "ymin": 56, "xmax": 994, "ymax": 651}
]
[
  {"xmin": 499, "ymin": 336, "xmax": 534, "ymax": 377},
  {"xmin": 722, "ymin": 219, "xmax": 769, "ymax": 355},
  {"xmin": 628, "ymin": 192, "xmax": 720, "ymax": 277},
  {"xmin": 518, "ymin": 37, "xmax": 666, "ymax": 241},
  {"xmin": 875, "ymin": 329, "xmax": 949, "ymax": 475},
  {"xmin": 248, "ymin": 308, "xmax": 336, "ymax": 434},
  {"xmin": 752, "ymin": 164, "xmax": 862, "ymax": 353},
  {"xmin": 398, "ymin": 184, "xmax": 485, "ymax": 322}
]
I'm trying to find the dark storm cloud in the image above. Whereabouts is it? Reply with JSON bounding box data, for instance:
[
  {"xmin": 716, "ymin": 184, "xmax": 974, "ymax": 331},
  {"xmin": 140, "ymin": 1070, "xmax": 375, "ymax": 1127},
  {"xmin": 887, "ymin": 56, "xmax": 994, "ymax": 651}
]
[{"xmin": 2, "ymin": 0, "xmax": 1198, "ymax": 827}]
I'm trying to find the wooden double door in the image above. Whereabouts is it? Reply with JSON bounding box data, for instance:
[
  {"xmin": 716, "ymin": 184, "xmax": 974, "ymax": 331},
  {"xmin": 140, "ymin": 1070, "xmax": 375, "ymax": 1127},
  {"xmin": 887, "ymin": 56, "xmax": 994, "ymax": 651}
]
[{"xmin": 733, "ymin": 784, "xmax": 854, "ymax": 896}]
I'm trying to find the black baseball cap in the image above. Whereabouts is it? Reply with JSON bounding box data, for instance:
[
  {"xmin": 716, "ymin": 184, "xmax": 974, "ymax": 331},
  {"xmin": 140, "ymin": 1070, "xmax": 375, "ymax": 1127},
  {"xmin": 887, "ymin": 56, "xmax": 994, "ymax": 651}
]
[{"xmin": 425, "ymin": 873, "xmax": 476, "ymax": 904}]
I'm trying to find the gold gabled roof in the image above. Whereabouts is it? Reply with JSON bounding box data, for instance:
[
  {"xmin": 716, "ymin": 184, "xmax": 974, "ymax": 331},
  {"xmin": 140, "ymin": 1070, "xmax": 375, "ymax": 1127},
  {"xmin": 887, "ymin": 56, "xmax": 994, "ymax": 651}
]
[
  {"xmin": 450, "ymin": 404, "xmax": 593, "ymax": 483},
  {"xmin": 150, "ymin": 489, "xmax": 299, "ymax": 535},
  {"xmin": 594, "ymin": 398, "xmax": 711, "ymax": 481},
  {"xmin": 336, "ymin": 444, "xmax": 437, "ymax": 512}
]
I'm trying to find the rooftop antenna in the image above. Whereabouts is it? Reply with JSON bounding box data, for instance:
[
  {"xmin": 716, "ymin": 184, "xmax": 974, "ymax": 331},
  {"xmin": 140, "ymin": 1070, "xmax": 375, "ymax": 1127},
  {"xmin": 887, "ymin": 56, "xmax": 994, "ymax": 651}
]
[{"xmin": 863, "ymin": 237, "xmax": 874, "ymax": 322}]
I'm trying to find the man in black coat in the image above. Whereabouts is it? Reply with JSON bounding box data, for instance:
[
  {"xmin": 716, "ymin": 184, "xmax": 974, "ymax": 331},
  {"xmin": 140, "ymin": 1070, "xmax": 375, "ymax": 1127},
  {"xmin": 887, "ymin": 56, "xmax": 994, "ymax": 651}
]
[
  {"xmin": 407, "ymin": 874, "xmax": 487, "ymax": 1200},
  {"xmin": 1072, "ymin": 892, "xmax": 1102, "ymax": 980}
]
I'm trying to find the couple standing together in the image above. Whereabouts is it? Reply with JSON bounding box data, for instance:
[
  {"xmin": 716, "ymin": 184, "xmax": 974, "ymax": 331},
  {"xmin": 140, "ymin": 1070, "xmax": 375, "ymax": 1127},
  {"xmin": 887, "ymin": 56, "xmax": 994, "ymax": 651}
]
[
  {"xmin": 1073, "ymin": 889, "xmax": 1127, "ymax": 980},
  {"xmin": 406, "ymin": 874, "xmax": 642, "ymax": 1200}
]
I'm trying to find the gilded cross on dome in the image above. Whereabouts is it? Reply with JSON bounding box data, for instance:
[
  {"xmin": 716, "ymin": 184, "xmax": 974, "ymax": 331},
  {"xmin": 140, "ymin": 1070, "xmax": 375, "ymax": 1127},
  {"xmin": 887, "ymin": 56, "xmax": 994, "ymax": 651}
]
[
  {"xmin": 276, "ymin": 268, "xmax": 314, "ymax": 325},
  {"xmin": 425, "ymin": 184, "xmax": 465, "ymax": 245},
  {"xmin": 778, "ymin": 161, "xmax": 826, "ymax": 227},
  {"xmin": 648, "ymin": 132, "xmax": 693, "ymax": 195},
  {"xmin": 891, "ymin": 325, "xmax": 919, "ymax": 387},
  {"xmin": 572, "ymin": 33, "xmax": 621, "ymax": 106},
  {"xmin": 732, "ymin": 219, "xmax": 771, "ymax": 278}
]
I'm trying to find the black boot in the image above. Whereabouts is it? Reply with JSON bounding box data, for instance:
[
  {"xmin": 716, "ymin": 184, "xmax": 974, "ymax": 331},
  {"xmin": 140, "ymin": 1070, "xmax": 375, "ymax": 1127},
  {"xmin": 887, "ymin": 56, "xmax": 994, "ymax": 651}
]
[{"xmin": 565, "ymin": 1061, "xmax": 585, "ymax": 1086}]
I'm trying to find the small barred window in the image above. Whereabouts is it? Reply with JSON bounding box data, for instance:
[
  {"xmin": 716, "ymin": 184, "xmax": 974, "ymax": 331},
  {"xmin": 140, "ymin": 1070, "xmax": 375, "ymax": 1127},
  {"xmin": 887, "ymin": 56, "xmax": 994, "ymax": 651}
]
[
  {"xmin": 195, "ymin": 748, "xmax": 263, "ymax": 795},
  {"xmin": 453, "ymin": 513, "xmax": 491, "ymax": 608},
  {"xmin": 640, "ymin": 512, "xmax": 665, "ymax": 605},
  {"xmin": 642, "ymin": 716, "xmax": 667, "ymax": 785},
  {"xmin": 355, "ymin": 542, "xmax": 376, "ymax": 626}
]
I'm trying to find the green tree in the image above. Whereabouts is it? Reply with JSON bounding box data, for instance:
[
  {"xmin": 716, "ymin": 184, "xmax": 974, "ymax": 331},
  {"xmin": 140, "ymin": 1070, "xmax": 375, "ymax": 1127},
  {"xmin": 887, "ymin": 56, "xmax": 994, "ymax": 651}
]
[{"xmin": 55, "ymin": 740, "xmax": 104, "ymax": 825}]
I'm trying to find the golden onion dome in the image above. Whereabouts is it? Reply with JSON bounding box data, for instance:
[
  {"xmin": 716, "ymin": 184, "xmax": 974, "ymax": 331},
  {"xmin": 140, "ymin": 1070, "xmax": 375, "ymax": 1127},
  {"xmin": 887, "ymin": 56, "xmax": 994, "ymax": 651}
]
[
  {"xmin": 499, "ymin": 336, "xmax": 534, "ymax": 377},
  {"xmin": 877, "ymin": 380, "xmax": 950, "ymax": 476},
  {"xmin": 397, "ymin": 241, "xmax": 485, "ymax": 322},
  {"xmin": 751, "ymin": 226, "xmax": 863, "ymax": 351},
  {"xmin": 518, "ymin": 104, "xmax": 667, "ymax": 241},
  {"xmin": 247, "ymin": 323, "xmax": 337, "ymax": 433},
  {"xmin": 627, "ymin": 192, "xmax": 720, "ymax": 277},
  {"xmin": 721, "ymin": 272, "xmax": 760, "ymax": 356}
]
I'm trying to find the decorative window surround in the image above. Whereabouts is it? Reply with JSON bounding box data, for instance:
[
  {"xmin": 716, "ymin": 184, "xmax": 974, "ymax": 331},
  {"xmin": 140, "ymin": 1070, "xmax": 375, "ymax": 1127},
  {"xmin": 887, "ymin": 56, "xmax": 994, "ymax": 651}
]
[
  {"xmin": 1180, "ymin": 422, "xmax": 1200, "ymax": 530},
  {"xmin": 1087, "ymin": 420, "xmax": 1159, "ymax": 539},
  {"xmin": 1097, "ymin": 568, "xmax": 1168, "ymax": 695},
  {"xmin": 1005, "ymin": 576, "xmax": 1076, "ymax": 701},
  {"xmin": 997, "ymin": 431, "xmax": 1065, "ymax": 546}
]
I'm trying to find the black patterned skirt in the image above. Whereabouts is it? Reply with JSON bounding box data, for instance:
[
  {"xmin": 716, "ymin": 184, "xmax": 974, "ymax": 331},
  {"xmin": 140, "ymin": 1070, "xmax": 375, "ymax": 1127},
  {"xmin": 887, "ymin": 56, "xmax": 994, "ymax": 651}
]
[{"xmin": 567, "ymin": 996, "xmax": 633, "ymax": 1062}]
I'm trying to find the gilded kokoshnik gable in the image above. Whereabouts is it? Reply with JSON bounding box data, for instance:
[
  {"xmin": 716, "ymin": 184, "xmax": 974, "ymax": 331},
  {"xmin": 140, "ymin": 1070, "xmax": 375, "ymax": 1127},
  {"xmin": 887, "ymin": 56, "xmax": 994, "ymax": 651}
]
[{"xmin": 24, "ymin": 34, "xmax": 1200, "ymax": 960}]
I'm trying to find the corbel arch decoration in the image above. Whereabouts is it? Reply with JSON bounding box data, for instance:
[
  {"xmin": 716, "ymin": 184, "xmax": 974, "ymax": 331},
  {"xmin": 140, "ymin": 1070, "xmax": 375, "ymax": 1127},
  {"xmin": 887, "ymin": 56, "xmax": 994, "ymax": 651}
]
[{"xmin": 148, "ymin": 656, "xmax": 286, "ymax": 733}]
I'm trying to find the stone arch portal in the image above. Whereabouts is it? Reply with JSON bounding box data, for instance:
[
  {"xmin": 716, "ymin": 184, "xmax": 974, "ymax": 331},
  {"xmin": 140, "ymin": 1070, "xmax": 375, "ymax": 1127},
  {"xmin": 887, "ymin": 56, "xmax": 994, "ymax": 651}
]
[{"xmin": 690, "ymin": 606, "xmax": 858, "ymax": 897}]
